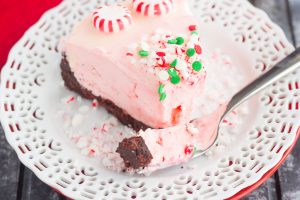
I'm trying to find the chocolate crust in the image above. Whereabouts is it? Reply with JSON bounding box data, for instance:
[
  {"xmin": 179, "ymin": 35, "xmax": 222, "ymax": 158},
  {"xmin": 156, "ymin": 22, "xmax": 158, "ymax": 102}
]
[
  {"xmin": 116, "ymin": 136, "xmax": 153, "ymax": 169},
  {"xmin": 60, "ymin": 55, "xmax": 151, "ymax": 132}
]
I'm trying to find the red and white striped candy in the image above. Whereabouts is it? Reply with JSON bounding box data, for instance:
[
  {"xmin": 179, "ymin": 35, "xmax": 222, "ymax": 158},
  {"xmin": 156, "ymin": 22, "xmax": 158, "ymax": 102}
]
[
  {"xmin": 93, "ymin": 5, "xmax": 132, "ymax": 33},
  {"xmin": 133, "ymin": 0, "xmax": 173, "ymax": 16}
]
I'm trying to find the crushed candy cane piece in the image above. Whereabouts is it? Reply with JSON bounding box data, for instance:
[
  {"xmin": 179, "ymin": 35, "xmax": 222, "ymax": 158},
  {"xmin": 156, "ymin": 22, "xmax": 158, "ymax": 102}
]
[
  {"xmin": 92, "ymin": 100, "xmax": 98, "ymax": 107},
  {"xmin": 66, "ymin": 96, "xmax": 75, "ymax": 103},
  {"xmin": 72, "ymin": 114, "xmax": 84, "ymax": 127},
  {"xmin": 79, "ymin": 105, "xmax": 89, "ymax": 113},
  {"xmin": 158, "ymin": 70, "xmax": 169, "ymax": 81}
]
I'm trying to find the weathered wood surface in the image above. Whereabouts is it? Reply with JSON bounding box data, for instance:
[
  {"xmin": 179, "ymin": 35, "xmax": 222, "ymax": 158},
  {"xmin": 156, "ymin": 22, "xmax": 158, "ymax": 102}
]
[
  {"xmin": 289, "ymin": 0, "xmax": 300, "ymax": 46},
  {"xmin": 0, "ymin": 0, "xmax": 299, "ymax": 200},
  {"xmin": 242, "ymin": 175, "xmax": 278, "ymax": 200},
  {"xmin": 0, "ymin": 124, "xmax": 21, "ymax": 200},
  {"xmin": 21, "ymin": 167, "xmax": 64, "ymax": 200}
]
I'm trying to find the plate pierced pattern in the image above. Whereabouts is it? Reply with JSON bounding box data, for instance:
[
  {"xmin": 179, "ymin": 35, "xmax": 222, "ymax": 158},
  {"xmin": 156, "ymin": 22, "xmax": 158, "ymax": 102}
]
[{"xmin": 0, "ymin": 0, "xmax": 299, "ymax": 199}]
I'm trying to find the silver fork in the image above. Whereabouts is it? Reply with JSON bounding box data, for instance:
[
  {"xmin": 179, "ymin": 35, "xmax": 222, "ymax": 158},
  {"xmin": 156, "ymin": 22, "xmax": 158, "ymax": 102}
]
[{"xmin": 193, "ymin": 47, "xmax": 300, "ymax": 157}]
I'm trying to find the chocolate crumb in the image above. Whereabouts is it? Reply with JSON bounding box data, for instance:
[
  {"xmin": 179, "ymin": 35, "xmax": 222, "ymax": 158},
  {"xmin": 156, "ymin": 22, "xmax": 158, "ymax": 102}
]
[{"xmin": 116, "ymin": 136, "xmax": 153, "ymax": 169}]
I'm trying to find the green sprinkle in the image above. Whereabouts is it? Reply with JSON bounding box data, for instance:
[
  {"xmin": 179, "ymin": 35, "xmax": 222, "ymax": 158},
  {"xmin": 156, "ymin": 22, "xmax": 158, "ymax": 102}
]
[
  {"xmin": 167, "ymin": 39, "xmax": 177, "ymax": 44},
  {"xmin": 171, "ymin": 75, "xmax": 181, "ymax": 84},
  {"xmin": 176, "ymin": 37, "xmax": 185, "ymax": 45},
  {"xmin": 160, "ymin": 92, "xmax": 167, "ymax": 101},
  {"xmin": 167, "ymin": 68, "xmax": 178, "ymax": 77},
  {"xmin": 192, "ymin": 61, "xmax": 202, "ymax": 71},
  {"xmin": 138, "ymin": 50, "xmax": 149, "ymax": 57},
  {"xmin": 186, "ymin": 48, "xmax": 196, "ymax": 57},
  {"xmin": 158, "ymin": 84, "xmax": 164, "ymax": 94},
  {"xmin": 158, "ymin": 84, "xmax": 166, "ymax": 101},
  {"xmin": 170, "ymin": 59, "xmax": 178, "ymax": 67},
  {"xmin": 191, "ymin": 30, "xmax": 198, "ymax": 35}
]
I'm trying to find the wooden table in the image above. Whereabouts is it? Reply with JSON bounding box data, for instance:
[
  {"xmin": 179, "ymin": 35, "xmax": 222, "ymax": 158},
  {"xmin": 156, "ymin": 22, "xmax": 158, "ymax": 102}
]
[{"xmin": 0, "ymin": 0, "xmax": 299, "ymax": 199}]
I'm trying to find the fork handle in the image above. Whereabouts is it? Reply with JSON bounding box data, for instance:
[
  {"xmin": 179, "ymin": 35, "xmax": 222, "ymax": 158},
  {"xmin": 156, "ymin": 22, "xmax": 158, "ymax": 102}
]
[{"xmin": 224, "ymin": 47, "xmax": 300, "ymax": 116}]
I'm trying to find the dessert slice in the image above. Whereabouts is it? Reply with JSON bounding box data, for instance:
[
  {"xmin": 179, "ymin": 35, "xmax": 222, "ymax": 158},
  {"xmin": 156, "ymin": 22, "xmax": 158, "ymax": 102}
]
[
  {"xmin": 61, "ymin": 0, "xmax": 206, "ymax": 131},
  {"xmin": 117, "ymin": 105, "xmax": 225, "ymax": 172}
]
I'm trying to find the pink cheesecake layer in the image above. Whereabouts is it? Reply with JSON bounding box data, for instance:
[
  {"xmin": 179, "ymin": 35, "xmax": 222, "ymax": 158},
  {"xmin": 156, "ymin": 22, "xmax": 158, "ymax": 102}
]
[{"xmin": 63, "ymin": 1, "xmax": 206, "ymax": 128}]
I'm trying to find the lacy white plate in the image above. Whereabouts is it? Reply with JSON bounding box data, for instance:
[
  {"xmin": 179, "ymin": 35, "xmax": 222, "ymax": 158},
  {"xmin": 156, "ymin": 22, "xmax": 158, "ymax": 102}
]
[{"xmin": 1, "ymin": 0, "xmax": 299, "ymax": 199}]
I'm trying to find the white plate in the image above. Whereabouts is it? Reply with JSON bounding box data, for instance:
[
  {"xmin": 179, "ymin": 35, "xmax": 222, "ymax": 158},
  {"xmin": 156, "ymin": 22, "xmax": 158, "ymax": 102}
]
[{"xmin": 1, "ymin": 0, "xmax": 299, "ymax": 199}]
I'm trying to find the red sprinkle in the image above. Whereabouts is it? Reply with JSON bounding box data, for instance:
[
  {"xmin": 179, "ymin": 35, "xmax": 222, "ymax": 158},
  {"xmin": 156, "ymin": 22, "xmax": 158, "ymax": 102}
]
[
  {"xmin": 194, "ymin": 45, "xmax": 202, "ymax": 54},
  {"xmin": 162, "ymin": 156, "xmax": 165, "ymax": 162},
  {"xmin": 126, "ymin": 52, "xmax": 134, "ymax": 56},
  {"xmin": 184, "ymin": 145, "xmax": 194, "ymax": 155},
  {"xmin": 66, "ymin": 96, "xmax": 75, "ymax": 103},
  {"xmin": 189, "ymin": 25, "xmax": 197, "ymax": 31},
  {"xmin": 92, "ymin": 100, "xmax": 98, "ymax": 107},
  {"xmin": 156, "ymin": 51, "xmax": 166, "ymax": 57}
]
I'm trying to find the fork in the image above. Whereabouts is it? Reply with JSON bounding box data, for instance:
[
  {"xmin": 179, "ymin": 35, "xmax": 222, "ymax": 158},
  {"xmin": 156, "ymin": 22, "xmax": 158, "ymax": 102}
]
[{"xmin": 193, "ymin": 47, "xmax": 300, "ymax": 157}]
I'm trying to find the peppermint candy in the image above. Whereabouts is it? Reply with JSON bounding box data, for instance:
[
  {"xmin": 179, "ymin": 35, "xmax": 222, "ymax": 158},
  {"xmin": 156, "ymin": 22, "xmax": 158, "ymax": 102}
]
[
  {"xmin": 133, "ymin": 0, "xmax": 173, "ymax": 16},
  {"xmin": 93, "ymin": 5, "xmax": 132, "ymax": 33}
]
